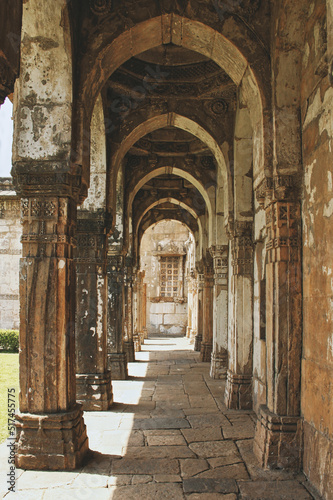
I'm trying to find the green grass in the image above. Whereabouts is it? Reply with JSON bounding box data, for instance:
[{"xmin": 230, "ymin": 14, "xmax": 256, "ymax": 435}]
[{"xmin": 0, "ymin": 353, "xmax": 19, "ymax": 443}]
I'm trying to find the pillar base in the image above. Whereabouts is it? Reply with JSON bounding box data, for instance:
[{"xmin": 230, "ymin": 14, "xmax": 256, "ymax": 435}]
[
  {"xmin": 254, "ymin": 405, "xmax": 302, "ymax": 471},
  {"xmin": 194, "ymin": 333, "xmax": 202, "ymax": 352},
  {"xmin": 225, "ymin": 370, "xmax": 252, "ymax": 410},
  {"xmin": 16, "ymin": 404, "xmax": 89, "ymax": 470},
  {"xmin": 200, "ymin": 341, "xmax": 212, "ymax": 362},
  {"xmin": 124, "ymin": 340, "xmax": 135, "ymax": 362},
  {"xmin": 107, "ymin": 353, "xmax": 128, "ymax": 380},
  {"xmin": 210, "ymin": 350, "xmax": 228, "ymax": 379},
  {"xmin": 143, "ymin": 327, "xmax": 148, "ymax": 340},
  {"xmin": 76, "ymin": 371, "xmax": 113, "ymax": 410},
  {"xmin": 133, "ymin": 334, "xmax": 141, "ymax": 352}
]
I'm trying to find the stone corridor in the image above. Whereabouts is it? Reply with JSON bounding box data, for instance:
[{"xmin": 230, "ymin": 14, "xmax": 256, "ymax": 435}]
[{"xmin": 1, "ymin": 337, "xmax": 317, "ymax": 500}]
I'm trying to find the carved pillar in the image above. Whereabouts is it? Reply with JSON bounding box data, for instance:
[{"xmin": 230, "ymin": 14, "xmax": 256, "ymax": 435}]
[
  {"xmin": 132, "ymin": 270, "xmax": 145, "ymax": 351},
  {"xmin": 194, "ymin": 272, "xmax": 204, "ymax": 352},
  {"xmin": 200, "ymin": 265, "xmax": 214, "ymax": 362},
  {"xmin": 254, "ymin": 177, "xmax": 302, "ymax": 470},
  {"xmin": 123, "ymin": 263, "xmax": 135, "ymax": 362},
  {"xmin": 142, "ymin": 282, "xmax": 147, "ymax": 340},
  {"xmin": 225, "ymin": 222, "xmax": 253, "ymax": 410},
  {"xmin": 210, "ymin": 245, "xmax": 228, "ymax": 379},
  {"xmin": 107, "ymin": 254, "xmax": 128, "ymax": 380},
  {"xmin": 75, "ymin": 211, "xmax": 112, "ymax": 410},
  {"xmin": 13, "ymin": 175, "xmax": 88, "ymax": 469}
]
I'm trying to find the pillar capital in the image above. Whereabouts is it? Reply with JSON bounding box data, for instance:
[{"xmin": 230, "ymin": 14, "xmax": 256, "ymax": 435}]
[
  {"xmin": 266, "ymin": 201, "xmax": 301, "ymax": 264},
  {"xmin": 13, "ymin": 161, "xmax": 83, "ymax": 201},
  {"xmin": 255, "ymin": 174, "xmax": 300, "ymax": 209}
]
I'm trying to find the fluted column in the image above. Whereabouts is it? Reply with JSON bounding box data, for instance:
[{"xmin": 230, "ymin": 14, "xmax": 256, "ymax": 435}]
[
  {"xmin": 107, "ymin": 254, "xmax": 128, "ymax": 379},
  {"xmin": 254, "ymin": 176, "xmax": 302, "ymax": 470},
  {"xmin": 75, "ymin": 211, "xmax": 112, "ymax": 410},
  {"xmin": 225, "ymin": 222, "xmax": 253, "ymax": 409},
  {"xmin": 200, "ymin": 265, "xmax": 214, "ymax": 362},
  {"xmin": 14, "ymin": 183, "xmax": 88, "ymax": 469},
  {"xmin": 210, "ymin": 245, "xmax": 228, "ymax": 379}
]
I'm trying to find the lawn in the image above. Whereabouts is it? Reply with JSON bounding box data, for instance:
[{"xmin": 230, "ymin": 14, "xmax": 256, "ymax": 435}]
[{"xmin": 0, "ymin": 353, "xmax": 19, "ymax": 443}]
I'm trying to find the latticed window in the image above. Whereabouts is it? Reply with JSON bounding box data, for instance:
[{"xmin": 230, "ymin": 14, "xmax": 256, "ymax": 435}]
[{"xmin": 160, "ymin": 256, "xmax": 182, "ymax": 298}]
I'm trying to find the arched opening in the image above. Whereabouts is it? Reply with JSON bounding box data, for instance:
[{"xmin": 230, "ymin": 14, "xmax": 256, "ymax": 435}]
[{"xmin": 140, "ymin": 219, "xmax": 196, "ymax": 341}]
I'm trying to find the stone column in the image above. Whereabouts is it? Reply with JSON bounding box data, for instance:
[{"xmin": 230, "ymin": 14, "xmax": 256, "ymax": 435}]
[
  {"xmin": 132, "ymin": 270, "xmax": 145, "ymax": 351},
  {"xmin": 200, "ymin": 265, "xmax": 214, "ymax": 362},
  {"xmin": 186, "ymin": 275, "xmax": 193, "ymax": 338},
  {"xmin": 142, "ymin": 282, "xmax": 148, "ymax": 340},
  {"xmin": 225, "ymin": 222, "xmax": 253, "ymax": 410},
  {"xmin": 254, "ymin": 177, "xmax": 302, "ymax": 470},
  {"xmin": 194, "ymin": 273, "xmax": 204, "ymax": 352},
  {"xmin": 107, "ymin": 254, "xmax": 128, "ymax": 379},
  {"xmin": 210, "ymin": 245, "xmax": 228, "ymax": 379},
  {"xmin": 123, "ymin": 263, "xmax": 135, "ymax": 362},
  {"xmin": 14, "ymin": 182, "xmax": 88, "ymax": 469},
  {"xmin": 75, "ymin": 211, "xmax": 113, "ymax": 410}
]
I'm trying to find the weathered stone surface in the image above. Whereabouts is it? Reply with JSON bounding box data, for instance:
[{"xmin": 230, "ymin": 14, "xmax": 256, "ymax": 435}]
[
  {"xmin": 183, "ymin": 478, "xmax": 238, "ymax": 494},
  {"xmin": 111, "ymin": 458, "xmax": 180, "ymax": 475},
  {"xmin": 238, "ymin": 480, "xmax": 312, "ymax": 499},
  {"xmin": 197, "ymin": 463, "xmax": 249, "ymax": 480},
  {"xmin": 182, "ymin": 427, "xmax": 223, "ymax": 444},
  {"xmin": 109, "ymin": 483, "xmax": 184, "ymax": 499},
  {"xmin": 146, "ymin": 433, "xmax": 187, "ymax": 446},
  {"xmin": 132, "ymin": 418, "xmax": 190, "ymax": 430},
  {"xmin": 189, "ymin": 441, "xmax": 241, "ymax": 462},
  {"xmin": 180, "ymin": 458, "xmax": 210, "ymax": 478},
  {"xmin": 122, "ymin": 445, "xmax": 195, "ymax": 459}
]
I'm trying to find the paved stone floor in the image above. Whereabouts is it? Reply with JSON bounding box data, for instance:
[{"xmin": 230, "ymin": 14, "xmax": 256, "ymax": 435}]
[{"xmin": 0, "ymin": 337, "xmax": 319, "ymax": 499}]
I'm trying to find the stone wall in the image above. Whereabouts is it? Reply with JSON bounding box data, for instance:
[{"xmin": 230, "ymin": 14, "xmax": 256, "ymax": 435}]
[
  {"xmin": 140, "ymin": 220, "xmax": 191, "ymax": 336},
  {"xmin": 0, "ymin": 179, "xmax": 21, "ymax": 329},
  {"xmin": 301, "ymin": 2, "xmax": 333, "ymax": 498}
]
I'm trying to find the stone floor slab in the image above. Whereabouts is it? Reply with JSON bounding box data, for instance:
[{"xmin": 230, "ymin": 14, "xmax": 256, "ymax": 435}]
[
  {"xmin": 182, "ymin": 427, "xmax": 223, "ymax": 444},
  {"xmin": 132, "ymin": 417, "xmax": 190, "ymax": 430},
  {"xmin": 189, "ymin": 440, "xmax": 241, "ymax": 461},
  {"xmin": 183, "ymin": 478, "xmax": 238, "ymax": 494},
  {"xmin": 180, "ymin": 458, "xmax": 210, "ymax": 478},
  {"xmin": 197, "ymin": 463, "xmax": 249, "ymax": 480},
  {"xmin": 146, "ymin": 433, "xmax": 187, "ymax": 446},
  {"xmin": 109, "ymin": 482, "xmax": 185, "ymax": 499},
  {"xmin": 122, "ymin": 445, "xmax": 195, "ymax": 459},
  {"xmin": 238, "ymin": 480, "xmax": 313, "ymax": 499},
  {"xmin": 111, "ymin": 458, "xmax": 180, "ymax": 475},
  {"xmin": 186, "ymin": 495, "xmax": 237, "ymax": 500}
]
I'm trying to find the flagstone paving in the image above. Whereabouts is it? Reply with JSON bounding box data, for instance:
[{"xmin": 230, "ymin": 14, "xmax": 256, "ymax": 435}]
[{"xmin": 0, "ymin": 337, "xmax": 319, "ymax": 499}]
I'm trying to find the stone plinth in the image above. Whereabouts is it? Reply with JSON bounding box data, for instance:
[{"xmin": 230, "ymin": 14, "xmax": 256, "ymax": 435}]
[
  {"xmin": 253, "ymin": 405, "xmax": 302, "ymax": 471},
  {"xmin": 76, "ymin": 372, "xmax": 113, "ymax": 410},
  {"xmin": 210, "ymin": 350, "xmax": 228, "ymax": 379},
  {"xmin": 194, "ymin": 333, "xmax": 202, "ymax": 352},
  {"xmin": 200, "ymin": 341, "xmax": 213, "ymax": 362},
  {"xmin": 124, "ymin": 340, "xmax": 135, "ymax": 362},
  {"xmin": 107, "ymin": 353, "xmax": 128, "ymax": 380},
  {"xmin": 225, "ymin": 370, "xmax": 252, "ymax": 410},
  {"xmin": 16, "ymin": 404, "xmax": 89, "ymax": 470}
]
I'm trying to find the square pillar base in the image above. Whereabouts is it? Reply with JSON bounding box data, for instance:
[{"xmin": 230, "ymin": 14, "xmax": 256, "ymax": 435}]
[
  {"xmin": 133, "ymin": 334, "xmax": 141, "ymax": 352},
  {"xmin": 210, "ymin": 350, "xmax": 228, "ymax": 379},
  {"xmin": 124, "ymin": 340, "xmax": 135, "ymax": 362},
  {"xmin": 194, "ymin": 333, "xmax": 202, "ymax": 352},
  {"xmin": 225, "ymin": 370, "xmax": 252, "ymax": 410},
  {"xmin": 254, "ymin": 405, "xmax": 302, "ymax": 471},
  {"xmin": 16, "ymin": 404, "xmax": 89, "ymax": 470},
  {"xmin": 200, "ymin": 342, "xmax": 212, "ymax": 362},
  {"xmin": 76, "ymin": 371, "xmax": 113, "ymax": 410},
  {"xmin": 107, "ymin": 353, "xmax": 128, "ymax": 380}
]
